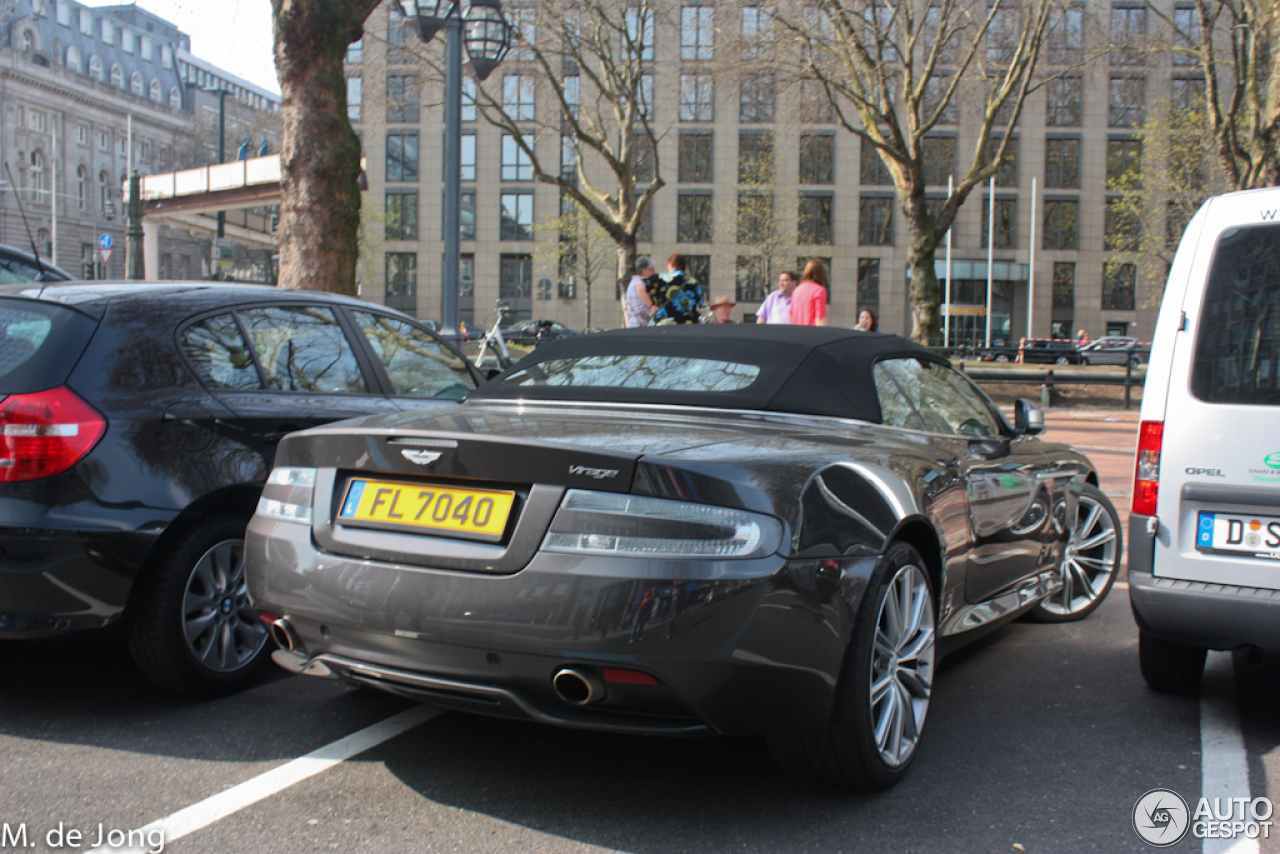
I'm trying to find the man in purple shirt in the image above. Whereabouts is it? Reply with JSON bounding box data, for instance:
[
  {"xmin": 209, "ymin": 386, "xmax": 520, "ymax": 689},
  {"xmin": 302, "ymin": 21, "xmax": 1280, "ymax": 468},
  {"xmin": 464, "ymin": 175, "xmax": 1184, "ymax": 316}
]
[{"xmin": 755, "ymin": 270, "xmax": 797, "ymax": 324}]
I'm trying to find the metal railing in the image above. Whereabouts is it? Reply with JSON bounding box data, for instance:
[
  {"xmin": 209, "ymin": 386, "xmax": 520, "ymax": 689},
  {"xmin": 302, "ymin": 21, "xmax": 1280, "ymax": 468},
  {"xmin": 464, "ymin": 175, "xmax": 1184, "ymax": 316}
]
[{"xmin": 954, "ymin": 355, "xmax": 1148, "ymax": 410}]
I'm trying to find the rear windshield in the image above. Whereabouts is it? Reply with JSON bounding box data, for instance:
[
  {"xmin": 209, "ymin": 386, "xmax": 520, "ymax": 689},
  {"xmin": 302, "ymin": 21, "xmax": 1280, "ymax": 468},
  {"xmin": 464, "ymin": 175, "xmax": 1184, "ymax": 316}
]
[
  {"xmin": 503, "ymin": 355, "xmax": 761, "ymax": 392},
  {"xmin": 1191, "ymin": 223, "xmax": 1280, "ymax": 405},
  {"xmin": 0, "ymin": 299, "xmax": 99, "ymax": 394}
]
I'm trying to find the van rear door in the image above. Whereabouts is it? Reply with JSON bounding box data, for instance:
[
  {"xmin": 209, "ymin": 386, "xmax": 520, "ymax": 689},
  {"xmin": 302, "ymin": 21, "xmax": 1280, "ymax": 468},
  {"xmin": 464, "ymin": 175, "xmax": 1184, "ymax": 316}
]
[{"xmin": 1151, "ymin": 193, "xmax": 1280, "ymax": 590}]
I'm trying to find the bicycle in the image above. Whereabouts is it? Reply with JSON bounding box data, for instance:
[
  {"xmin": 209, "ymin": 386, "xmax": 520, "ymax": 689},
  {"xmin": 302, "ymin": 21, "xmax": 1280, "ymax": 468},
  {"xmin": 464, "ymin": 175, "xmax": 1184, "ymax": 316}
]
[{"xmin": 472, "ymin": 299, "xmax": 514, "ymax": 370}]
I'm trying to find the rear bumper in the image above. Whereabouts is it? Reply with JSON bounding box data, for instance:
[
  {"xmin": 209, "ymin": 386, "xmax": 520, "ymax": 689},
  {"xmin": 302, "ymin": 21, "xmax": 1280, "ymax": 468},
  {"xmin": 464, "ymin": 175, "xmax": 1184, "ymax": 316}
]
[
  {"xmin": 246, "ymin": 516, "xmax": 879, "ymax": 736},
  {"xmin": 0, "ymin": 524, "xmax": 164, "ymax": 638},
  {"xmin": 1129, "ymin": 569, "xmax": 1280, "ymax": 655}
]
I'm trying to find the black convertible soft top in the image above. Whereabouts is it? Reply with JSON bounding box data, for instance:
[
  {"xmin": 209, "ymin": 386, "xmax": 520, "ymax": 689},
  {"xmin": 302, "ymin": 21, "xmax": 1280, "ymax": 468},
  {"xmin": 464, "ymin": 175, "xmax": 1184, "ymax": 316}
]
[{"xmin": 470, "ymin": 325, "xmax": 942, "ymax": 423}]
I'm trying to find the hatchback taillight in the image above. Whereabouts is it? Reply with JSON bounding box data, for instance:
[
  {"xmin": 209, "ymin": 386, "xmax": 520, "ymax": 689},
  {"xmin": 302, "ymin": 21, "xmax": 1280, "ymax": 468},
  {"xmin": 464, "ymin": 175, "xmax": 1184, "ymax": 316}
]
[
  {"xmin": 0, "ymin": 386, "xmax": 106, "ymax": 483},
  {"xmin": 1132, "ymin": 420, "xmax": 1163, "ymax": 517}
]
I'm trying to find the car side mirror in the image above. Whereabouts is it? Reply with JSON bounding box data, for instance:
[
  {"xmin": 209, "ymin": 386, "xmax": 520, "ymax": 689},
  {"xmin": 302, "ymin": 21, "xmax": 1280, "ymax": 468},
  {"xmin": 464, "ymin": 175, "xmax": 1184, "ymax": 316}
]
[{"xmin": 1013, "ymin": 398, "xmax": 1045, "ymax": 436}]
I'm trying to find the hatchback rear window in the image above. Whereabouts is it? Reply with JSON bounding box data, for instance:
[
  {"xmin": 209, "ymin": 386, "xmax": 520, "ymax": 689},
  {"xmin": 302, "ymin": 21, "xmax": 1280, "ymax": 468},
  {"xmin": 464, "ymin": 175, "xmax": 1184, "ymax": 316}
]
[
  {"xmin": 1191, "ymin": 223, "xmax": 1280, "ymax": 405},
  {"xmin": 0, "ymin": 300, "xmax": 98, "ymax": 394}
]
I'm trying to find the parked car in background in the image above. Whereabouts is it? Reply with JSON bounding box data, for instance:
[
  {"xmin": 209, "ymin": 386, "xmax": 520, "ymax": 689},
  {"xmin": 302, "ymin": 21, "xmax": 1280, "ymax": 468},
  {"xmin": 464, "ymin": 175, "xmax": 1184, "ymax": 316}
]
[
  {"xmin": 1130, "ymin": 189, "xmax": 1280, "ymax": 694},
  {"xmin": 1078, "ymin": 336, "xmax": 1145, "ymax": 366},
  {"xmin": 0, "ymin": 244, "xmax": 73, "ymax": 283},
  {"xmin": 502, "ymin": 318, "xmax": 581, "ymax": 346},
  {"xmin": 248, "ymin": 325, "xmax": 1120, "ymax": 790},
  {"xmin": 975, "ymin": 338, "xmax": 1083, "ymax": 364},
  {"xmin": 0, "ymin": 282, "xmax": 482, "ymax": 696}
]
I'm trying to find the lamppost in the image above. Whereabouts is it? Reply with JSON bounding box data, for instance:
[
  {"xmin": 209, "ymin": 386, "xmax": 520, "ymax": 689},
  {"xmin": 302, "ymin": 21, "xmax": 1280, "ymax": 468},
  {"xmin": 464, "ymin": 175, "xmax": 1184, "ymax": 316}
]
[{"xmin": 397, "ymin": 0, "xmax": 511, "ymax": 337}]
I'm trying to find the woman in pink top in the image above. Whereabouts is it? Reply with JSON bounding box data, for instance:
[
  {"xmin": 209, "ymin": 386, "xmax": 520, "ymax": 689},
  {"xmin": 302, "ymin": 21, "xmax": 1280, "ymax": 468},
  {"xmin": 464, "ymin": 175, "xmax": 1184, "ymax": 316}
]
[{"xmin": 789, "ymin": 259, "xmax": 830, "ymax": 326}]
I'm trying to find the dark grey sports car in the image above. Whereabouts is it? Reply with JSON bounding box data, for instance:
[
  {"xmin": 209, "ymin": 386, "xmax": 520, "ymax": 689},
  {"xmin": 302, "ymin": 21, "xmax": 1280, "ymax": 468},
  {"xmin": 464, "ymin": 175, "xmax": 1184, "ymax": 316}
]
[{"xmin": 245, "ymin": 326, "xmax": 1120, "ymax": 788}]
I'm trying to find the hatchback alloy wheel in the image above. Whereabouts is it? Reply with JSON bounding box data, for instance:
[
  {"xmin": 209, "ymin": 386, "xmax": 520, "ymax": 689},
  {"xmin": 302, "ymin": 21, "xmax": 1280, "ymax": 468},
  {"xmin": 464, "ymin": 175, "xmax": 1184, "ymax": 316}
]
[{"xmin": 182, "ymin": 539, "xmax": 268, "ymax": 673}]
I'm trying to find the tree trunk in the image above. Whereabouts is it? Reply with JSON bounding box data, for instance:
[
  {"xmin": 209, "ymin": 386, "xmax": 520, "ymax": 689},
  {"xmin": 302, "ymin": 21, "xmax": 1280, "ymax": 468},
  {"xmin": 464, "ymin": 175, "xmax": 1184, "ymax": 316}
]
[
  {"xmin": 271, "ymin": 0, "xmax": 378, "ymax": 294},
  {"xmin": 616, "ymin": 236, "xmax": 637, "ymax": 327},
  {"xmin": 906, "ymin": 222, "xmax": 942, "ymax": 345}
]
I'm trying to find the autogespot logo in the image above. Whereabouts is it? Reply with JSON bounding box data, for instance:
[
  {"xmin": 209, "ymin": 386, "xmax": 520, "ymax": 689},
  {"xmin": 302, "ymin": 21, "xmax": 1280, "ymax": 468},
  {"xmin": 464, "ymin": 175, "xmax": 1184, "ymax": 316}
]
[
  {"xmin": 1134, "ymin": 789, "xmax": 1191, "ymax": 847},
  {"xmin": 1264, "ymin": 452, "xmax": 1280, "ymax": 469}
]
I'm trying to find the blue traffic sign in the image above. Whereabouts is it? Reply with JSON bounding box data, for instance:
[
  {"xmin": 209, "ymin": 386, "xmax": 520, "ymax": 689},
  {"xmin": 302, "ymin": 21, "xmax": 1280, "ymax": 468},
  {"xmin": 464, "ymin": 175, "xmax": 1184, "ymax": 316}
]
[{"xmin": 99, "ymin": 234, "xmax": 113, "ymax": 250}]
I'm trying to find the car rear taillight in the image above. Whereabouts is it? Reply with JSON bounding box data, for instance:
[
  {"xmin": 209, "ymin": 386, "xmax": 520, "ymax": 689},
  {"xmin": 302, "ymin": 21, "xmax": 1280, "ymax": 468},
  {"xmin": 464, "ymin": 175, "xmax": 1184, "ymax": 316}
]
[
  {"xmin": 0, "ymin": 386, "xmax": 106, "ymax": 483},
  {"xmin": 1132, "ymin": 420, "xmax": 1163, "ymax": 517}
]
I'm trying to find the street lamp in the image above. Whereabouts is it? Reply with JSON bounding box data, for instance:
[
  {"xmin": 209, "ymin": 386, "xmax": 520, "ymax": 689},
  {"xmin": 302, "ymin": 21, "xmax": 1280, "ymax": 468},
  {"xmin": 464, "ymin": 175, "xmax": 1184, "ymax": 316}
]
[{"xmin": 397, "ymin": 0, "xmax": 510, "ymax": 336}]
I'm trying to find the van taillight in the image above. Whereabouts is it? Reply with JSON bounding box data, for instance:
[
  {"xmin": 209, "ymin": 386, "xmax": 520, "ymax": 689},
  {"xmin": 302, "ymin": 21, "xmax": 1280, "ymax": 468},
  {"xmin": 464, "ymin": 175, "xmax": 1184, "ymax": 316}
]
[
  {"xmin": 0, "ymin": 386, "xmax": 106, "ymax": 483},
  {"xmin": 1132, "ymin": 420, "xmax": 1163, "ymax": 517}
]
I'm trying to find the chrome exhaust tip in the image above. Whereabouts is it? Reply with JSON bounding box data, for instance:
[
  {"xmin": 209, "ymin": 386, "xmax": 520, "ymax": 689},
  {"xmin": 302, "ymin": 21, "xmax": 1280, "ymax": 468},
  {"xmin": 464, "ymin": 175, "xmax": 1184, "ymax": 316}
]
[
  {"xmin": 552, "ymin": 667, "xmax": 606, "ymax": 705},
  {"xmin": 269, "ymin": 618, "xmax": 301, "ymax": 652}
]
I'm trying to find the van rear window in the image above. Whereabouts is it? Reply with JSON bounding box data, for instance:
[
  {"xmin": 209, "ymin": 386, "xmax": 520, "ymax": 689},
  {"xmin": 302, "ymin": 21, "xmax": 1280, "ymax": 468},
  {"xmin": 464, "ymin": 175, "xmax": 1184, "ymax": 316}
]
[
  {"xmin": 0, "ymin": 300, "xmax": 98, "ymax": 395},
  {"xmin": 1192, "ymin": 224, "xmax": 1280, "ymax": 406}
]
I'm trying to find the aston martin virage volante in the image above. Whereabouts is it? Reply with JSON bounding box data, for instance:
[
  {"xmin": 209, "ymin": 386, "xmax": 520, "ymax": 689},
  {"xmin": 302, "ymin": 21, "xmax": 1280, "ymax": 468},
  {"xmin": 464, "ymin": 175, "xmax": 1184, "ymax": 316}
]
[{"xmin": 245, "ymin": 325, "xmax": 1120, "ymax": 789}]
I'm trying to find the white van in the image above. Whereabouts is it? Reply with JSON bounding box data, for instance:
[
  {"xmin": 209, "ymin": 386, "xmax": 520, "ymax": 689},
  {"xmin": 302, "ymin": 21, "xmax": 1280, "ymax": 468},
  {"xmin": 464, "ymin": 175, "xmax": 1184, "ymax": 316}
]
[{"xmin": 1130, "ymin": 188, "xmax": 1280, "ymax": 693}]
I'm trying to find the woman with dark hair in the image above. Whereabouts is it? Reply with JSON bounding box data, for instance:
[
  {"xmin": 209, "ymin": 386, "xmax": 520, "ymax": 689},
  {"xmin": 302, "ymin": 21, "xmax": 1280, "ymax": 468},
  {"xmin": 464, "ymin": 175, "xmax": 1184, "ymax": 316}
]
[
  {"xmin": 650, "ymin": 253, "xmax": 704, "ymax": 324},
  {"xmin": 855, "ymin": 308, "xmax": 879, "ymax": 332},
  {"xmin": 789, "ymin": 259, "xmax": 829, "ymax": 326}
]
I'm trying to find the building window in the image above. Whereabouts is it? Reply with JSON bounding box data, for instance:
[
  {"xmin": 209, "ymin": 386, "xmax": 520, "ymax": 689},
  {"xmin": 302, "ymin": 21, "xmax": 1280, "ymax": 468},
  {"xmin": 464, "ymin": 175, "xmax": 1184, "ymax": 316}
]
[
  {"xmin": 150, "ymin": 80, "xmax": 161, "ymax": 102},
  {"xmin": 859, "ymin": 197, "xmax": 893, "ymax": 245},
  {"xmin": 345, "ymin": 77, "xmax": 362, "ymax": 121},
  {"xmin": 679, "ymin": 132, "xmax": 713, "ymax": 182},
  {"xmin": 76, "ymin": 124, "xmax": 88, "ymax": 145},
  {"xmin": 1102, "ymin": 262, "xmax": 1137, "ymax": 309},
  {"xmin": 162, "ymin": 45, "xmax": 172, "ymax": 69},
  {"xmin": 634, "ymin": 193, "xmax": 653, "ymax": 242},
  {"xmin": 677, "ymin": 193, "xmax": 714, "ymax": 242},
  {"xmin": 89, "ymin": 54, "xmax": 103, "ymax": 80},
  {"xmin": 1053, "ymin": 262, "xmax": 1075, "ymax": 308},
  {"xmin": 680, "ymin": 74, "xmax": 714, "ymax": 122},
  {"xmin": 1108, "ymin": 77, "xmax": 1145, "ymax": 127},
  {"xmin": 681, "ymin": 6, "xmax": 715, "ymax": 60},
  {"xmin": 500, "ymin": 254, "xmax": 533, "ymax": 305},
  {"xmin": 737, "ymin": 192, "xmax": 772, "ymax": 244},
  {"xmin": 509, "ymin": 7, "xmax": 536, "ymax": 61},
  {"xmin": 985, "ymin": 138, "xmax": 1018, "ymax": 186},
  {"xmin": 1172, "ymin": 77, "xmax": 1206, "ymax": 109},
  {"xmin": 388, "ymin": 9, "xmax": 410, "ymax": 62},
  {"xmin": 1046, "ymin": 77, "xmax": 1082, "ymax": 127},
  {"xmin": 634, "ymin": 134, "xmax": 655, "ymax": 183},
  {"xmin": 799, "ymin": 79, "xmax": 835, "ymax": 123},
  {"xmin": 123, "ymin": 30, "xmax": 134, "ymax": 54},
  {"xmin": 80, "ymin": 9, "xmax": 91, "ymax": 34},
  {"xmin": 504, "ymin": 74, "xmax": 535, "ymax": 120},
  {"xmin": 1045, "ymin": 138, "xmax": 1080, "ymax": 188},
  {"xmin": 624, "ymin": 8, "xmax": 654, "ymax": 60},
  {"xmin": 28, "ymin": 111, "xmax": 46, "ymax": 132},
  {"xmin": 385, "ymin": 192, "xmax": 419, "ymax": 241},
  {"xmin": 169, "ymin": 87, "xmax": 181, "ymax": 109},
  {"xmin": 563, "ymin": 75, "xmax": 580, "ymax": 120},
  {"xmin": 462, "ymin": 78, "xmax": 477, "ymax": 121},
  {"xmin": 798, "ymin": 193, "xmax": 834, "ymax": 245},
  {"xmin": 1043, "ymin": 199, "xmax": 1079, "ymax": 249},
  {"xmin": 982, "ymin": 198, "xmax": 1017, "ymax": 248},
  {"xmin": 923, "ymin": 75, "xmax": 958, "ymax": 124},
  {"xmin": 141, "ymin": 35, "xmax": 151, "ymax": 60},
  {"xmin": 739, "ymin": 72, "xmax": 776, "ymax": 122},
  {"xmin": 500, "ymin": 192, "xmax": 533, "ymax": 240},
  {"xmin": 460, "ymin": 192, "xmax": 476, "ymax": 240},
  {"xmin": 1104, "ymin": 198, "xmax": 1140, "ymax": 250},
  {"xmin": 387, "ymin": 74, "xmax": 419, "ymax": 122},
  {"xmin": 130, "ymin": 71, "xmax": 144, "ymax": 95},
  {"xmin": 385, "ymin": 253, "xmax": 417, "ymax": 315},
  {"xmin": 738, "ymin": 132, "xmax": 773, "ymax": 183},
  {"xmin": 986, "ymin": 8, "xmax": 1020, "ymax": 64},
  {"xmin": 501, "ymin": 134, "xmax": 533, "ymax": 181},
  {"xmin": 742, "ymin": 7, "xmax": 773, "ymax": 60},
  {"xmin": 1110, "ymin": 5, "xmax": 1146, "ymax": 65},
  {"xmin": 921, "ymin": 136, "xmax": 955, "ymax": 186},
  {"xmin": 861, "ymin": 142, "xmax": 892, "ymax": 185},
  {"xmin": 111, "ymin": 64, "xmax": 124, "ymax": 88},
  {"xmin": 386, "ymin": 132, "xmax": 419, "ymax": 181},
  {"xmin": 346, "ymin": 39, "xmax": 362, "ymax": 64},
  {"xmin": 1047, "ymin": 7, "xmax": 1083, "ymax": 63},
  {"xmin": 1106, "ymin": 138, "xmax": 1141, "ymax": 188},
  {"xmin": 66, "ymin": 45, "xmax": 81, "ymax": 73},
  {"xmin": 736, "ymin": 256, "xmax": 770, "ymax": 302},
  {"xmin": 102, "ymin": 19, "xmax": 114, "ymax": 44},
  {"xmin": 56, "ymin": 0, "xmax": 69, "ymax": 25},
  {"xmin": 857, "ymin": 259, "xmax": 880, "ymax": 309},
  {"xmin": 459, "ymin": 132, "xmax": 476, "ymax": 181},
  {"xmin": 1172, "ymin": 6, "xmax": 1201, "ymax": 65},
  {"xmin": 799, "ymin": 134, "xmax": 834, "ymax": 184}
]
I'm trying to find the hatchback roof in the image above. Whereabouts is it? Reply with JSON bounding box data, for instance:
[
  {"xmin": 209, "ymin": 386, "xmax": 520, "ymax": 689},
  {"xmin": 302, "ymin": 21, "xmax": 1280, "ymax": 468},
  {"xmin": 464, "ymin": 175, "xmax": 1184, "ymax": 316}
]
[{"xmin": 0, "ymin": 281, "xmax": 379, "ymax": 318}]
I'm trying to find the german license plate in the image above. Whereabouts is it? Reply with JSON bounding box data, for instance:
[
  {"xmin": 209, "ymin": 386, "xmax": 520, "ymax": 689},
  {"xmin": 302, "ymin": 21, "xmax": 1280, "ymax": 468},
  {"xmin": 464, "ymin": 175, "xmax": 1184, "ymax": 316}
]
[
  {"xmin": 338, "ymin": 479, "xmax": 515, "ymax": 541},
  {"xmin": 1196, "ymin": 511, "xmax": 1280, "ymax": 559}
]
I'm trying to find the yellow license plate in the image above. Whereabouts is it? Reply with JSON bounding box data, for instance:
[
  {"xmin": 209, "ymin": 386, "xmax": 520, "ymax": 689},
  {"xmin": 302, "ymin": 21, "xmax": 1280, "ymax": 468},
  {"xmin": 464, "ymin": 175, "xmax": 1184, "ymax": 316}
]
[{"xmin": 337, "ymin": 479, "xmax": 515, "ymax": 540}]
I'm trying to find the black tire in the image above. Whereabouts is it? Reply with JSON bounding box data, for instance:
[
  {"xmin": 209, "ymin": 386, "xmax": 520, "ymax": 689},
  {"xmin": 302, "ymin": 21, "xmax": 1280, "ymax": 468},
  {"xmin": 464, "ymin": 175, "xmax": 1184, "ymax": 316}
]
[
  {"xmin": 128, "ymin": 515, "xmax": 271, "ymax": 697},
  {"xmin": 768, "ymin": 542, "xmax": 936, "ymax": 789},
  {"xmin": 995, "ymin": 354, "xmax": 1010, "ymax": 363},
  {"xmin": 1139, "ymin": 630, "xmax": 1207, "ymax": 695},
  {"xmin": 1055, "ymin": 356, "xmax": 1071, "ymax": 365},
  {"xmin": 1027, "ymin": 483, "xmax": 1121, "ymax": 622}
]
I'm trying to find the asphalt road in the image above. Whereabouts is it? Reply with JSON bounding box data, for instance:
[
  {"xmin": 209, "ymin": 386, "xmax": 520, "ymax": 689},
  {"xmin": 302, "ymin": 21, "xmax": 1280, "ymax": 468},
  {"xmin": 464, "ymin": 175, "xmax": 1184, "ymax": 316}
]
[{"xmin": 1, "ymin": 413, "xmax": 1275, "ymax": 854}]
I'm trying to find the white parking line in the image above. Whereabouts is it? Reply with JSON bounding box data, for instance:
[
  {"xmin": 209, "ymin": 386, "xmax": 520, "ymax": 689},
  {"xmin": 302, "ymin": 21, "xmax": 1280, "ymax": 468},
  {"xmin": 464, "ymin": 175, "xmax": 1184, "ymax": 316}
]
[
  {"xmin": 1201, "ymin": 652, "xmax": 1257, "ymax": 854},
  {"xmin": 88, "ymin": 705, "xmax": 440, "ymax": 854}
]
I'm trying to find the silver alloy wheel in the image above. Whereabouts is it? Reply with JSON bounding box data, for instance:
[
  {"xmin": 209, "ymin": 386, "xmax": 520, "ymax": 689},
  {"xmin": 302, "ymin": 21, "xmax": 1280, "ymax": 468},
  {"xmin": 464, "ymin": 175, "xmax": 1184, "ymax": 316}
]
[
  {"xmin": 181, "ymin": 539, "xmax": 268, "ymax": 672},
  {"xmin": 870, "ymin": 563, "xmax": 936, "ymax": 768},
  {"xmin": 1042, "ymin": 493, "xmax": 1119, "ymax": 617}
]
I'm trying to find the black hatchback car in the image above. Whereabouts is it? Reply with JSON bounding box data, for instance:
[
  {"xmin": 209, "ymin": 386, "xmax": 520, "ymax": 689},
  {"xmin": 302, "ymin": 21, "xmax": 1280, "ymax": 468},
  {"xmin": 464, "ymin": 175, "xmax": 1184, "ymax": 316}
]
[{"xmin": 0, "ymin": 282, "xmax": 482, "ymax": 695}]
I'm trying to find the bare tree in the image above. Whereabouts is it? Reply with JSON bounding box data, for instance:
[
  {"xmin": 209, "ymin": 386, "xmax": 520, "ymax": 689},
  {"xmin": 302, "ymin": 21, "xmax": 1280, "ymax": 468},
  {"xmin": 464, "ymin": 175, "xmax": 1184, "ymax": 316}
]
[
  {"xmin": 729, "ymin": 141, "xmax": 796, "ymax": 304},
  {"xmin": 465, "ymin": 0, "xmax": 665, "ymax": 291},
  {"xmin": 780, "ymin": 0, "xmax": 1056, "ymax": 342},
  {"xmin": 534, "ymin": 197, "xmax": 616, "ymax": 329},
  {"xmin": 271, "ymin": 0, "xmax": 380, "ymax": 294},
  {"xmin": 1147, "ymin": 0, "xmax": 1280, "ymax": 190}
]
